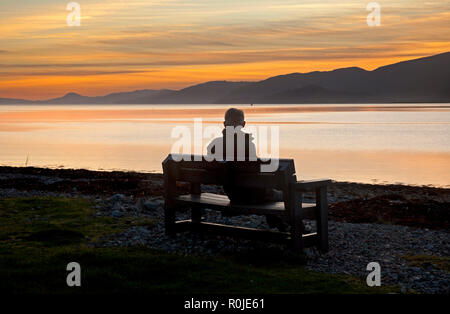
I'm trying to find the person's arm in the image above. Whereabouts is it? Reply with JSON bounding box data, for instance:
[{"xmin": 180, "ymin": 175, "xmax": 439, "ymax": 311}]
[
  {"xmin": 206, "ymin": 138, "xmax": 224, "ymax": 161},
  {"xmin": 248, "ymin": 141, "xmax": 257, "ymax": 161},
  {"xmin": 207, "ymin": 139, "xmax": 216, "ymax": 155}
]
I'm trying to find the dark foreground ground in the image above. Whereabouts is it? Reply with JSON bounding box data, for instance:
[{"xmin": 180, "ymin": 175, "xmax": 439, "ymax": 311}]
[{"xmin": 0, "ymin": 166, "xmax": 448, "ymax": 294}]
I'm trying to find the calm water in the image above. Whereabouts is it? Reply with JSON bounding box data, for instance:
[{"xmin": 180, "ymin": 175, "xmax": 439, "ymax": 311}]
[{"xmin": 0, "ymin": 104, "xmax": 449, "ymax": 187}]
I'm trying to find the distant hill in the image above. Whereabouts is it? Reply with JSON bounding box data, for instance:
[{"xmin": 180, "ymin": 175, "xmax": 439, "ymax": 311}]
[
  {"xmin": 217, "ymin": 67, "xmax": 373, "ymax": 104},
  {"xmin": 263, "ymin": 84, "xmax": 370, "ymax": 104},
  {"xmin": 1, "ymin": 52, "xmax": 449, "ymax": 104},
  {"xmin": 32, "ymin": 89, "xmax": 174, "ymax": 105},
  {"xmin": 0, "ymin": 97, "xmax": 33, "ymax": 104},
  {"xmin": 218, "ymin": 52, "xmax": 450, "ymax": 103},
  {"xmin": 148, "ymin": 81, "xmax": 250, "ymax": 104}
]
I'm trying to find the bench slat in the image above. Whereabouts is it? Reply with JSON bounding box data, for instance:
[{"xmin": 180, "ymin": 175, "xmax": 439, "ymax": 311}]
[
  {"xmin": 164, "ymin": 154, "xmax": 297, "ymax": 190},
  {"xmin": 178, "ymin": 168, "xmax": 225, "ymax": 185},
  {"xmin": 176, "ymin": 169, "xmax": 289, "ymax": 189},
  {"xmin": 174, "ymin": 220, "xmax": 318, "ymax": 247},
  {"xmin": 174, "ymin": 193, "xmax": 316, "ymax": 218}
]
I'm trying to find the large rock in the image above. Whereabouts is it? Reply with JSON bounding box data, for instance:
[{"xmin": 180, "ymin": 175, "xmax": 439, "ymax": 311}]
[
  {"xmin": 112, "ymin": 210, "xmax": 124, "ymax": 218},
  {"xmin": 144, "ymin": 199, "xmax": 162, "ymax": 211}
]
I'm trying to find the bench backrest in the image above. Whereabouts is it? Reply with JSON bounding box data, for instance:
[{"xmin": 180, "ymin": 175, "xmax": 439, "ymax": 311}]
[{"xmin": 162, "ymin": 154, "xmax": 296, "ymax": 190}]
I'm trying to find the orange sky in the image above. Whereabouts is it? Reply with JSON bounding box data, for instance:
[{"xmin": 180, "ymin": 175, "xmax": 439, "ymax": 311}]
[{"xmin": 0, "ymin": 0, "xmax": 449, "ymax": 100}]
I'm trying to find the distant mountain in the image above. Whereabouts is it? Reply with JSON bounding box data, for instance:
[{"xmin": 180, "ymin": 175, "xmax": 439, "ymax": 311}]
[
  {"xmin": 263, "ymin": 84, "xmax": 370, "ymax": 104},
  {"xmin": 217, "ymin": 67, "xmax": 373, "ymax": 104},
  {"xmin": 369, "ymin": 52, "xmax": 450, "ymax": 102},
  {"xmin": 148, "ymin": 81, "xmax": 250, "ymax": 104},
  {"xmin": 218, "ymin": 52, "xmax": 450, "ymax": 103},
  {"xmin": 1, "ymin": 52, "xmax": 449, "ymax": 104},
  {"xmin": 33, "ymin": 89, "xmax": 174, "ymax": 104},
  {"xmin": 37, "ymin": 92, "xmax": 92, "ymax": 104},
  {"xmin": 0, "ymin": 97, "xmax": 33, "ymax": 104}
]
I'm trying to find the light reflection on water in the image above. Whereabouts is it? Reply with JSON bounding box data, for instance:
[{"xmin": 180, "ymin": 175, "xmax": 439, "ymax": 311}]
[{"xmin": 0, "ymin": 104, "xmax": 449, "ymax": 187}]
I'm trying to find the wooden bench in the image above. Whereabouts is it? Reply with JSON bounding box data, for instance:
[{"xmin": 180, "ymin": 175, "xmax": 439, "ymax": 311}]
[{"xmin": 162, "ymin": 154, "xmax": 330, "ymax": 251}]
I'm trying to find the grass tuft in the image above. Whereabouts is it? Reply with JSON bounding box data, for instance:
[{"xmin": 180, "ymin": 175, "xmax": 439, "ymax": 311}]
[{"xmin": 402, "ymin": 255, "xmax": 450, "ymax": 273}]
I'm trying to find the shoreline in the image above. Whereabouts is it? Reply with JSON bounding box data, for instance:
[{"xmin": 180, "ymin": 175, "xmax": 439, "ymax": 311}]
[
  {"xmin": 2, "ymin": 164, "xmax": 449, "ymax": 187},
  {"xmin": 0, "ymin": 165, "xmax": 448, "ymax": 230},
  {"xmin": 1, "ymin": 164, "xmax": 449, "ymax": 192},
  {"xmin": 2, "ymin": 163, "xmax": 449, "ymax": 189}
]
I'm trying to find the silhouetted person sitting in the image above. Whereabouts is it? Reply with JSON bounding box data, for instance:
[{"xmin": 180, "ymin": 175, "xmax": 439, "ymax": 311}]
[{"xmin": 207, "ymin": 108, "xmax": 286, "ymax": 231}]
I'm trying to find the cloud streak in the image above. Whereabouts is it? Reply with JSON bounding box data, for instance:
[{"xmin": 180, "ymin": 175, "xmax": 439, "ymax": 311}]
[{"xmin": 0, "ymin": 0, "xmax": 449, "ymax": 99}]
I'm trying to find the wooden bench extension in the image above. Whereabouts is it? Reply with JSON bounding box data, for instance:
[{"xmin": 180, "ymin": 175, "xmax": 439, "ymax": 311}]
[{"xmin": 162, "ymin": 154, "xmax": 331, "ymax": 251}]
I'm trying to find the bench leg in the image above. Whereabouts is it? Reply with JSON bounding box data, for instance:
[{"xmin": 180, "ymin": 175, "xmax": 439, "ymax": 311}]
[
  {"xmin": 289, "ymin": 187, "xmax": 304, "ymax": 251},
  {"xmin": 190, "ymin": 183, "xmax": 202, "ymax": 225},
  {"xmin": 292, "ymin": 211, "xmax": 304, "ymax": 251},
  {"xmin": 163, "ymin": 167, "xmax": 177, "ymax": 236},
  {"xmin": 316, "ymin": 186, "xmax": 329, "ymax": 252},
  {"xmin": 164, "ymin": 203, "xmax": 176, "ymax": 236},
  {"xmin": 191, "ymin": 207, "xmax": 202, "ymax": 224}
]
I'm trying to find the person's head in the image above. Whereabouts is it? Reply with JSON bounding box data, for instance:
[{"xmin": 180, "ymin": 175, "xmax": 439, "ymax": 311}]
[{"xmin": 224, "ymin": 108, "xmax": 245, "ymax": 127}]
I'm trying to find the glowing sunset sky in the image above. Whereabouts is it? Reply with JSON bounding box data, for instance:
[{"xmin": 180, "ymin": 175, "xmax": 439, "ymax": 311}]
[{"xmin": 0, "ymin": 0, "xmax": 449, "ymax": 100}]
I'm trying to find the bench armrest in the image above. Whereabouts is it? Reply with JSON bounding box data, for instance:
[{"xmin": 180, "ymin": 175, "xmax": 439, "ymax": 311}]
[{"xmin": 294, "ymin": 179, "xmax": 332, "ymax": 191}]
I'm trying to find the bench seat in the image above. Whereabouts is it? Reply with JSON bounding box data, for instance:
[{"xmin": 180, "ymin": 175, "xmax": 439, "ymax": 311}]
[{"xmin": 175, "ymin": 193, "xmax": 317, "ymax": 219}]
